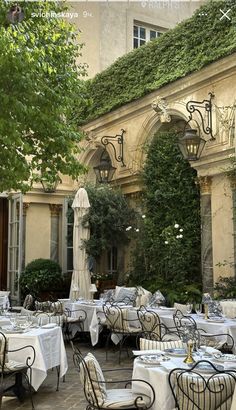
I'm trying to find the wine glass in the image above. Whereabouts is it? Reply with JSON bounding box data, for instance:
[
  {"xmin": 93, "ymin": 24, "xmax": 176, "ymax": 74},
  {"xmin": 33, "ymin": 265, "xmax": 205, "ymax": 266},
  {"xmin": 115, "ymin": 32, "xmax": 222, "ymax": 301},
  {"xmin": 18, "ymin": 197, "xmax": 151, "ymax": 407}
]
[
  {"xmin": 186, "ymin": 303, "xmax": 193, "ymax": 314},
  {"xmin": 197, "ymin": 345, "xmax": 206, "ymax": 359},
  {"xmin": 195, "ymin": 303, "xmax": 202, "ymax": 316}
]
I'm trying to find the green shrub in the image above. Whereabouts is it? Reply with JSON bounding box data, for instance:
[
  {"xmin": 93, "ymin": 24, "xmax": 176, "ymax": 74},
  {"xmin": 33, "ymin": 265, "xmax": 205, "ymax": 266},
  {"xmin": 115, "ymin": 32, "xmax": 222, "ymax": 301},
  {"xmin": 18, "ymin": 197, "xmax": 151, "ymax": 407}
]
[
  {"xmin": 20, "ymin": 258, "xmax": 63, "ymax": 298},
  {"xmin": 214, "ymin": 276, "xmax": 236, "ymax": 299},
  {"xmin": 129, "ymin": 130, "xmax": 201, "ymax": 294}
]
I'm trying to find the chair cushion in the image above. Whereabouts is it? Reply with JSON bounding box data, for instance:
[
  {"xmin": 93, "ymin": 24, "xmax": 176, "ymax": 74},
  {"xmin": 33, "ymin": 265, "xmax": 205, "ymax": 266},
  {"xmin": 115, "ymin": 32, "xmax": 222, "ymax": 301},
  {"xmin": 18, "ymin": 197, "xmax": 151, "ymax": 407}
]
[
  {"xmin": 23, "ymin": 294, "xmax": 34, "ymax": 310},
  {"xmin": 115, "ymin": 287, "xmax": 137, "ymax": 304},
  {"xmin": 0, "ymin": 333, "xmax": 8, "ymax": 366},
  {"xmin": 173, "ymin": 303, "xmax": 189, "ymax": 315},
  {"xmin": 140, "ymin": 338, "xmax": 183, "ymax": 351},
  {"xmin": 136, "ymin": 287, "xmax": 152, "ymax": 307},
  {"xmin": 81, "ymin": 353, "xmax": 107, "ymax": 406},
  {"xmin": 174, "ymin": 372, "xmax": 236, "ymax": 410},
  {"xmin": 4, "ymin": 360, "xmax": 26, "ymax": 372},
  {"xmin": 104, "ymin": 388, "xmax": 150, "ymax": 409}
]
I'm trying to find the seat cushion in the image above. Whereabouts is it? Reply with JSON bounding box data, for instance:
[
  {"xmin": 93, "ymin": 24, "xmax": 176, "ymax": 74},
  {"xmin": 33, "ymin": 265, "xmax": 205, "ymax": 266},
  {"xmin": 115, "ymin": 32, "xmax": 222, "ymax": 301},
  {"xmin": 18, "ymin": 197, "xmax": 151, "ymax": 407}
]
[
  {"xmin": 140, "ymin": 338, "xmax": 183, "ymax": 351},
  {"xmin": 104, "ymin": 388, "xmax": 150, "ymax": 409},
  {"xmin": 23, "ymin": 294, "xmax": 34, "ymax": 310},
  {"xmin": 4, "ymin": 360, "xmax": 27, "ymax": 372},
  {"xmin": 81, "ymin": 353, "xmax": 107, "ymax": 406},
  {"xmin": 173, "ymin": 303, "xmax": 189, "ymax": 315},
  {"xmin": 0, "ymin": 333, "xmax": 8, "ymax": 366},
  {"xmin": 115, "ymin": 287, "xmax": 137, "ymax": 304},
  {"xmin": 174, "ymin": 372, "xmax": 236, "ymax": 410}
]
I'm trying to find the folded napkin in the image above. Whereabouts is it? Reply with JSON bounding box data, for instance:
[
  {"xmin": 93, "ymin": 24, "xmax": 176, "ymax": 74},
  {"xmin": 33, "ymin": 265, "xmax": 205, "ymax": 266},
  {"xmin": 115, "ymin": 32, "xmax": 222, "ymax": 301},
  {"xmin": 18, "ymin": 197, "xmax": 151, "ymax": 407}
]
[
  {"xmin": 133, "ymin": 349, "xmax": 163, "ymax": 356},
  {"xmin": 204, "ymin": 346, "xmax": 221, "ymax": 354}
]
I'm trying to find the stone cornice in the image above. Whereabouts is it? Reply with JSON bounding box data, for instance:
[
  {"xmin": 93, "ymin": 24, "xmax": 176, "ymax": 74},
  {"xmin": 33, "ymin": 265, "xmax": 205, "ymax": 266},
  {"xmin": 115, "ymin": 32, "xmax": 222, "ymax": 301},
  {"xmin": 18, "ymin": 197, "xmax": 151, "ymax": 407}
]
[{"xmin": 82, "ymin": 53, "xmax": 236, "ymax": 133}]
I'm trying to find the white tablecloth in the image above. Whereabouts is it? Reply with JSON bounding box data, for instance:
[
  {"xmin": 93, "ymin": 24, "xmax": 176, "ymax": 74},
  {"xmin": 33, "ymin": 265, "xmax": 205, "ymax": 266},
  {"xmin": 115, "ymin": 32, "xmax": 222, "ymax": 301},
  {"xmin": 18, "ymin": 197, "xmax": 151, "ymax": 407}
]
[
  {"xmin": 133, "ymin": 355, "xmax": 236, "ymax": 410},
  {"xmin": 63, "ymin": 300, "xmax": 105, "ymax": 345},
  {"xmin": 220, "ymin": 301, "xmax": 236, "ymax": 319},
  {"xmin": 157, "ymin": 312, "xmax": 236, "ymax": 353},
  {"xmin": 7, "ymin": 326, "xmax": 68, "ymax": 391}
]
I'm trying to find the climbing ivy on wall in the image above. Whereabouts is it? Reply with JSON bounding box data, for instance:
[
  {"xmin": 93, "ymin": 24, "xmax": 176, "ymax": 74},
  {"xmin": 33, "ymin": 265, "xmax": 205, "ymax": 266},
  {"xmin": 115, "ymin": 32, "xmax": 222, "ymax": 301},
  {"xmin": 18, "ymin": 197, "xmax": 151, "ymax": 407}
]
[
  {"xmin": 77, "ymin": 0, "xmax": 236, "ymax": 124},
  {"xmin": 128, "ymin": 131, "xmax": 202, "ymax": 304}
]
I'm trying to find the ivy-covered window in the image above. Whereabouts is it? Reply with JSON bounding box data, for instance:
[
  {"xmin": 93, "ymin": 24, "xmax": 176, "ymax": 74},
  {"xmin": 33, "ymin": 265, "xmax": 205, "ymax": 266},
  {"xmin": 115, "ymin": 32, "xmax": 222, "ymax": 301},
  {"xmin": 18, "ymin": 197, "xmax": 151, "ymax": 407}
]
[{"xmin": 133, "ymin": 23, "xmax": 163, "ymax": 48}]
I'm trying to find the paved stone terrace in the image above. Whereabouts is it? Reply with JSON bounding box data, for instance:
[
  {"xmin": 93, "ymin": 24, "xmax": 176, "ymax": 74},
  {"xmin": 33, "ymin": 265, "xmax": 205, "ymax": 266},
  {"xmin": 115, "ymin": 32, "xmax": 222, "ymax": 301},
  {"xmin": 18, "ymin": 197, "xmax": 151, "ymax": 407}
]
[{"xmin": 2, "ymin": 338, "xmax": 134, "ymax": 410}]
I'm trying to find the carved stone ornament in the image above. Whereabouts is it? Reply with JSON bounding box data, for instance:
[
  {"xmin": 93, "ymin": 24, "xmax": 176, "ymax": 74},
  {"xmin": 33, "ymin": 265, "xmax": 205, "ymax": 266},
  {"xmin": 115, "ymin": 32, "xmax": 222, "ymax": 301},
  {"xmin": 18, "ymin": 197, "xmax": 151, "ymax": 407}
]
[
  {"xmin": 198, "ymin": 176, "xmax": 212, "ymax": 194},
  {"xmin": 215, "ymin": 103, "xmax": 236, "ymax": 142},
  {"xmin": 151, "ymin": 97, "xmax": 171, "ymax": 123},
  {"xmin": 49, "ymin": 204, "xmax": 62, "ymax": 217}
]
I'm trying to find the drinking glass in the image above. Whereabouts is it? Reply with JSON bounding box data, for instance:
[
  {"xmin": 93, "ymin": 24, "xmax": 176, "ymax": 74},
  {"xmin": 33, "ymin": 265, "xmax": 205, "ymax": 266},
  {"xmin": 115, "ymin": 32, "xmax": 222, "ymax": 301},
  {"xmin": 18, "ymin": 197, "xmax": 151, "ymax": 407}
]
[
  {"xmin": 195, "ymin": 303, "xmax": 202, "ymax": 316},
  {"xmin": 186, "ymin": 303, "xmax": 193, "ymax": 314},
  {"xmin": 197, "ymin": 345, "xmax": 206, "ymax": 359}
]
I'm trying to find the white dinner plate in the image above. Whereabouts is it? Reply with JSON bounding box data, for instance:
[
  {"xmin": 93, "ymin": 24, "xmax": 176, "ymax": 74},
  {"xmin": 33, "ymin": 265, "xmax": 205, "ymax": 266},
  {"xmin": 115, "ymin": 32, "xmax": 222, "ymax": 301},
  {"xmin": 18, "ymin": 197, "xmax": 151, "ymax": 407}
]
[
  {"xmin": 213, "ymin": 354, "xmax": 236, "ymax": 363},
  {"xmin": 164, "ymin": 348, "xmax": 187, "ymax": 357},
  {"xmin": 139, "ymin": 354, "xmax": 170, "ymax": 364},
  {"xmin": 207, "ymin": 318, "xmax": 225, "ymax": 323},
  {"xmin": 41, "ymin": 323, "xmax": 58, "ymax": 329}
]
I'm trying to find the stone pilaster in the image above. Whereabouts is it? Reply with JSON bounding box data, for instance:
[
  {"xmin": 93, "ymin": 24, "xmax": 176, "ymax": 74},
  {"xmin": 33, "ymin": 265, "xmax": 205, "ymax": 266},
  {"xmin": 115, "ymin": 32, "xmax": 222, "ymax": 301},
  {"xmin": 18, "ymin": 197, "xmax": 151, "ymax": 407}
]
[
  {"xmin": 230, "ymin": 176, "xmax": 236, "ymax": 276},
  {"xmin": 49, "ymin": 204, "xmax": 62, "ymax": 262},
  {"xmin": 198, "ymin": 176, "xmax": 213, "ymax": 293},
  {"xmin": 22, "ymin": 203, "xmax": 29, "ymax": 270}
]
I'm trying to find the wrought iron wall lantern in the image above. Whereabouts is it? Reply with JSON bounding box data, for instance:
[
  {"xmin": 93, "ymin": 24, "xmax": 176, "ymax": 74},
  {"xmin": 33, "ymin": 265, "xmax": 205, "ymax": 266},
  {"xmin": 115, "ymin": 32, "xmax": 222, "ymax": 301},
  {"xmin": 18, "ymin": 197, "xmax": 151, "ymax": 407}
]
[
  {"xmin": 178, "ymin": 93, "xmax": 216, "ymax": 161},
  {"xmin": 41, "ymin": 176, "xmax": 61, "ymax": 193},
  {"xmin": 93, "ymin": 150, "xmax": 116, "ymax": 184},
  {"xmin": 93, "ymin": 129, "xmax": 126, "ymax": 183}
]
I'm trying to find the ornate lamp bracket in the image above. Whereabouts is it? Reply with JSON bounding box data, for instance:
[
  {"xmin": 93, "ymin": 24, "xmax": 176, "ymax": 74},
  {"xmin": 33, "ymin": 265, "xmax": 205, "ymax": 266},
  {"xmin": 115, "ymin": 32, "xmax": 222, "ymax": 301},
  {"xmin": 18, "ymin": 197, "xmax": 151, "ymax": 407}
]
[
  {"xmin": 101, "ymin": 129, "xmax": 125, "ymax": 166},
  {"xmin": 186, "ymin": 92, "xmax": 215, "ymax": 139}
]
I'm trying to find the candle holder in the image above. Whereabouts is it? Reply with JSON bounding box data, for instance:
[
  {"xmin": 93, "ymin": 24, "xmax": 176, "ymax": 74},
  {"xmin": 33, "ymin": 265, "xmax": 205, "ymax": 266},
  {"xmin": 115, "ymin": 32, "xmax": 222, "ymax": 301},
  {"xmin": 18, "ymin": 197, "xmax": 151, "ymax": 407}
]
[
  {"xmin": 204, "ymin": 303, "xmax": 209, "ymax": 320},
  {"xmin": 184, "ymin": 340, "xmax": 196, "ymax": 365}
]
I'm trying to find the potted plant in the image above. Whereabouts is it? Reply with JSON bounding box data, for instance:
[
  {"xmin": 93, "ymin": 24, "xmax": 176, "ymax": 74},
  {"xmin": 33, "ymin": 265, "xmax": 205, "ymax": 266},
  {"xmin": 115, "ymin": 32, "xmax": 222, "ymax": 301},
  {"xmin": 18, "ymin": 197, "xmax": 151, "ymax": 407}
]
[{"xmin": 20, "ymin": 258, "xmax": 63, "ymax": 301}]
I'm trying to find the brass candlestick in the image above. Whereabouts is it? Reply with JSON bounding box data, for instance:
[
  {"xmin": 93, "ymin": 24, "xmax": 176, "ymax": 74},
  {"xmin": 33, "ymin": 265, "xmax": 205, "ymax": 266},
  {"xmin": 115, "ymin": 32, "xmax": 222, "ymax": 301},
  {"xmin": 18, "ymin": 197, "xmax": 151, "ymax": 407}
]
[
  {"xmin": 204, "ymin": 303, "xmax": 209, "ymax": 320},
  {"xmin": 184, "ymin": 340, "xmax": 195, "ymax": 365}
]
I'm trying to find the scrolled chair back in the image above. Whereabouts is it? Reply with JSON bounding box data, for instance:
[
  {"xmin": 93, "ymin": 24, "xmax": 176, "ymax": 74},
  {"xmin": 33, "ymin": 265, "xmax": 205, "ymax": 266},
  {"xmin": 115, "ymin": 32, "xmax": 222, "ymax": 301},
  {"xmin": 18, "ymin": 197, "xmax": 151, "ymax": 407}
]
[
  {"xmin": 169, "ymin": 360, "xmax": 236, "ymax": 410},
  {"xmin": 103, "ymin": 303, "xmax": 123, "ymax": 332},
  {"xmin": 137, "ymin": 305, "xmax": 161, "ymax": 340},
  {"xmin": 173, "ymin": 310, "xmax": 197, "ymax": 334}
]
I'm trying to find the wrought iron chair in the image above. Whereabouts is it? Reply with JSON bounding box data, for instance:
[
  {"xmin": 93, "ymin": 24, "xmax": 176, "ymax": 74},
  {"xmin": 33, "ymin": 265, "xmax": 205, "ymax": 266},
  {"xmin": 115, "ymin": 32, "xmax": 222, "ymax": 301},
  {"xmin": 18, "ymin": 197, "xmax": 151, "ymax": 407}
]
[
  {"xmin": 72, "ymin": 348, "xmax": 155, "ymax": 410},
  {"xmin": 63, "ymin": 307, "xmax": 87, "ymax": 342},
  {"xmin": 169, "ymin": 360, "xmax": 236, "ymax": 410},
  {"xmin": 103, "ymin": 303, "xmax": 142, "ymax": 363},
  {"xmin": 0, "ymin": 331, "xmax": 35, "ymax": 408},
  {"xmin": 173, "ymin": 309, "xmax": 199, "ymax": 335},
  {"xmin": 137, "ymin": 306, "xmax": 179, "ymax": 342},
  {"xmin": 198, "ymin": 331, "xmax": 235, "ymax": 353},
  {"xmin": 137, "ymin": 306, "xmax": 161, "ymax": 340}
]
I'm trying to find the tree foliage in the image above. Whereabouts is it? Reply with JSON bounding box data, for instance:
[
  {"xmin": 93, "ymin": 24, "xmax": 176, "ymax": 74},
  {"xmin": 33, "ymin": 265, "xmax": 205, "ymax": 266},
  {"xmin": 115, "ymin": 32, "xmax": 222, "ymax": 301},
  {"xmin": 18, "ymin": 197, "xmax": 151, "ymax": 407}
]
[
  {"xmin": 0, "ymin": 1, "xmax": 88, "ymax": 192},
  {"xmin": 129, "ymin": 131, "xmax": 201, "ymax": 302},
  {"xmin": 78, "ymin": 0, "xmax": 236, "ymax": 123},
  {"xmin": 82, "ymin": 184, "xmax": 136, "ymax": 258}
]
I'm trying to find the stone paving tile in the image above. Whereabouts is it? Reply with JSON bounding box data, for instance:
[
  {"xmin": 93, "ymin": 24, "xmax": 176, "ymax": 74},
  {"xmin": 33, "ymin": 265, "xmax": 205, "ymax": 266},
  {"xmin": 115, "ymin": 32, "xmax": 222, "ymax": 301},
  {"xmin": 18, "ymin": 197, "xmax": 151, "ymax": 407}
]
[{"xmin": 2, "ymin": 340, "xmax": 134, "ymax": 410}]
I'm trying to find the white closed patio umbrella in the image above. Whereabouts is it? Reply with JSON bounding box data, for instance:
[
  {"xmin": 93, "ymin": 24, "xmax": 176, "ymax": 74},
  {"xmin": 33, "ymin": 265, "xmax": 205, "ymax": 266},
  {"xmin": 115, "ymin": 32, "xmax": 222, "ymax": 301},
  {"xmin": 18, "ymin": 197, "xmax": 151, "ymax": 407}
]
[{"xmin": 69, "ymin": 187, "xmax": 92, "ymax": 300}]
